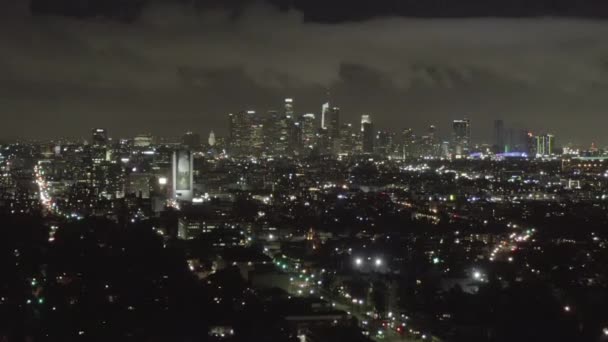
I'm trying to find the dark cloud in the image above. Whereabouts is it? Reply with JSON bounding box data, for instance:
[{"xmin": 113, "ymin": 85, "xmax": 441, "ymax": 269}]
[{"xmin": 1, "ymin": 0, "xmax": 608, "ymax": 144}]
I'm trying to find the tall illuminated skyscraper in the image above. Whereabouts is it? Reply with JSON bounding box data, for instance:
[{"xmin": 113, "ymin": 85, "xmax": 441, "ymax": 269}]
[
  {"xmin": 361, "ymin": 115, "xmax": 374, "ymax": 154},
  {"xmin": 172, "ymin": 150, "xmax": 193, "ymax": 202},
  {"xmin": 301, "ymin": 114, "xmax": 316, "ymax": 151},
  {"xmin": 535, "ymin": 133, "xmax": 555, "ymax": 157},
  {"xmin": 208, "ymin": 131, "xmax": 216, "ymax": 147},
  {"xmin": 284, "ymin": 98, "xmax": 294, "ymax": 118},
  {"xmin": 321, "ymin": 102, "xmax": 330, "ymax": 130}
]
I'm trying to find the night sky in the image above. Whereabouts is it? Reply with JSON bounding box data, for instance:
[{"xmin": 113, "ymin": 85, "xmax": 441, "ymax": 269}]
[{"xmin": 2, "ymin": 0, "xmax": 608, "ymax": 144}]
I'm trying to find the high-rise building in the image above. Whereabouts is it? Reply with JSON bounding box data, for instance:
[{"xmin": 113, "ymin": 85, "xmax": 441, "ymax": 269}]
[
  {"xmin": 251, "ymin": 123, "xmax": 265, "ymax": 156},
  {"xmin": 301, "ymin": 114, "xmax": 316, "ymax": 152},
  {"xmin": 327, "ymin": 107, "xmax": 341, "ymax": 154},
  {"xmin": 290, "ymin": 120, "xmax": 302, "ymax": 154},
  {"xmin": 229, "ymin": 110, "xmax": 257, "ymax": 157},
  {"xmin": 284, "ymin": 98, "xmax": 294, "ymax": 118},
  {"xmin": 546, "ymin": 134, "xmax": 555, "ymax": 155},
  {"xmin": 321, "ymin": 102, "xmax": 330, "ymax": 130},
  {"xmin": 265, "ymin": 110, "xmax": 290, "ymax": 156},
  {"xmin": 361, "ymin": 115, "xmax": 374, "ymax": 154},
  {"xmin": 92, "ymin": 128, "xmax": 108, "ymax": 146},
  {"xmin": 428, "ymin": 125, "xmax": 436, "ymax": 143},
  {"xmin": 375, "ymin": 130, "xmax": 392, "ymax": 157},
  {"xmin": 182, "ymin": 131, "xmax": 200, "ymax": 150},
  {"xmin": 208, "ymin": 131, "xmax": 216, "ymax": 147},
  {"xmin": 535, "ymin": 133, "xmax": 555, "ymax": 157},
  {"xmin": 494, "ymin": 120, "xmax": 505, "ymax": 153},
  {"xmin": 452, "ymin": 119, "xmax": 471, "ymax": 157},
  {"xmin": 172, "ymin": 150, "xmax": 193, "ymax": 202},
  {"xmin": 340, "ymin": 123, "xmax": 357, "ymax": 155},
  {"xmin": 401, "ymin": 128, "xmax": 416, "ymax": 158}
]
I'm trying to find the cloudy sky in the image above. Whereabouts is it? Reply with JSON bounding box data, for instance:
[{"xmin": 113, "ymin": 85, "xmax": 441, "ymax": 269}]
[{"xmin": 1, "ymin": 0, "xmax": 608, "ymax": 145}]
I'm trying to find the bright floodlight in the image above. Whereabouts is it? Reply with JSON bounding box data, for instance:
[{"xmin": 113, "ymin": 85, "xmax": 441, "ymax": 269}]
[
  {"xmin": 355, "ymin": 258, "xmax": 363, "ymax": 266},
  {"xmin": 473, "ymin": 271, "xmax": 482, "ymax": 280},
  {"xmin": 375, "ymin": 258, "xmax": 382, "ymax": 266}
]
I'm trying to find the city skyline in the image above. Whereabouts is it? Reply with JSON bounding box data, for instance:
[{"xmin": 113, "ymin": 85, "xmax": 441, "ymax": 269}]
[{"xmin": 3, "ymin": 2, "xmax": 608, "ymax": 341}]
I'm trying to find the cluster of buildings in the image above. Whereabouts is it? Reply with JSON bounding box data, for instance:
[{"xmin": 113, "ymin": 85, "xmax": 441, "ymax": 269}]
[
  {"xmin": 2, "ymin": 99, "xmax": 608, "ymax": 341},
  {"xmin": 224, "ymin": 98, "xmax": 561, "ymax": 161}
]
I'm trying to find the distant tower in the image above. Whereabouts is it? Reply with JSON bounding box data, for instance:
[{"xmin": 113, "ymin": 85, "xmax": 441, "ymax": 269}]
[
  {"xmin": 91, "ymin": 128, "xmax": 108, "ymax": 146},
  {"xmin": 361, "ymin": 115, "xmax": 374, "ymax": 154},
  {"xmin": 494, "ymin": 120, "xmax": 505, "ymax": 153},
  {"xmin": 321, "ymin": 102, "xmax": 330, "ymax": 130},
  {"xmin": 321, "ymin": 89, "xmax": 331, "ymax": 129},
  {"xmin": 284, "ymin": 98, "xmax": 294, "ymax": 118},
  {"xmin": 452, "ymin": 118, "xmax": 471, "ymax": 157},
  {"xmin": 301, "ymin": 114, "xmax": 316, "ymax": 151},
  {"xmin": 208, "ymin": 131, "xmax": 216, "ymax": 147}
]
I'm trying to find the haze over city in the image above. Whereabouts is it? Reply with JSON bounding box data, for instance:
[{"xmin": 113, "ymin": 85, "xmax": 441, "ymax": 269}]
[{"xmin": 2, "ymin": 0, "xmax": 608, "ymax": 144}]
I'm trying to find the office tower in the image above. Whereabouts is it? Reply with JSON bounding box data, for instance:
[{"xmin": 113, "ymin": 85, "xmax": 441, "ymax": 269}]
[
  {"xmin": 172, "ymin": 150, "xmax": 193, "ymax": 201},
  {"xmin": 229, "ymin": 110, "xmax": 256, "ymax": 157},
  {"xmin": 546, "ymin": 134, "xmax": 555, "ymax": 155},
  {"xmin": 361, "ymin": 115, "xmax": 374, "ymax": 154},
  {"xmin": 419, "ymin": 125, "xmax": 438, "ymax": 157},
  {"xmin": 326, "ymin": 107, "xmax": 341, "ymax": 154},
  {"xmin": 90, "ymin": 128, "xmax": 108, "ymax": 163},
  {"xmin": 265, "ymin": 110, "xmax": 289, "ymax": 156},
  {"xmin": 301, "ymin": 114, "xmax": 316, "ymax": 151},
  {"xmin": 525, "ymin": 131, "xmax": 536, "ymax": 155},
  {"xmin": 441, "ymin": 141, "xmax": 451, "ymax": 158},
  {"xmin": 208, "ymin": 131, "xmax": 216, "ymax": 147},
  {"xmin": 321, "ymin": 102, "xmax": 330, "ymax": 130},
  {"xmin": 535, "ymin": 134, "xmax": 555, "ymax": 157},
  {"xmin": 428, "ymin": 125, "xmax": 436, "ymax": 144},
  {"xmin": 401, "ymin": 128, "xmax": 415, "ymax": 158},
  {"xmin": 375, "ymin": 130, "xmax": 391, "ymax": 157},
  {"xmin": 182, "ymin": 131, "xmax": 200, "ymax": 150},
  {"xmin": 494, "ymin": 120, "xmax": 505, "ymax": 153},
  {"xmin": 251, "ymin": 122, "xmax": 265, "ymax": 157},
  {"xmin": 535, "ymin": 135, "xmax": 546, "ymax": 156},
  {"xmin": 283, "ymin": 98, "xmax": 297, "ymax": 155},
  {"xmin": 284, "ymin": 98, "xmax": 294, "ymax": 118},
  {"xmin": 92, "ymin": 128, "xmax": 108, "ymax": 146},
  {"xmin": 452, "ymin": 118, "xmax": 471, "ymax": 157},
  {"xmin": 340, "ymin": 123, "xmax": 356, "ymax": 155},
  {"xmin": 290, "ymin": 120, "xmax": 303, "ymax": 154}
]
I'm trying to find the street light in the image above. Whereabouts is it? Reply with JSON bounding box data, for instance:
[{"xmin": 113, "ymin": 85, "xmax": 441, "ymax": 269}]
[
  {"xmin": 375, "ymin": 258, "xmax": 382, "ymax": 267},
  {"xmin": 355, "ymin": 258, "xmax": 363, "ymax": 266}
]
